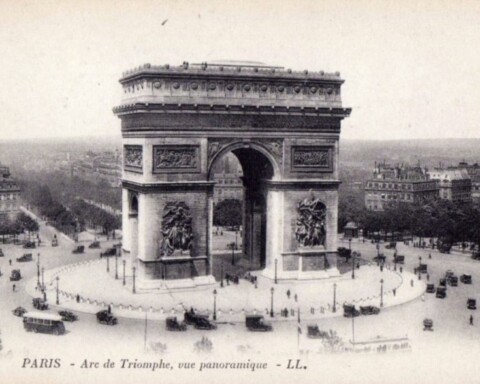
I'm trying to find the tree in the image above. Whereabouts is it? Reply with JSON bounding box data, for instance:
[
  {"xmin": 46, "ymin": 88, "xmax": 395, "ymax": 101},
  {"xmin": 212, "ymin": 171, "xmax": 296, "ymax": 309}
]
[{"xmin": 213, "ymin": 199, "xmax": 243, "ymax": 228}]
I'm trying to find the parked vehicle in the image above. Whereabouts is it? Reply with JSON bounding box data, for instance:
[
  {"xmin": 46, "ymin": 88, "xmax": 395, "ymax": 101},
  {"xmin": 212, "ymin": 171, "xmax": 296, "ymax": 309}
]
[
  {"xmin": 245, "ymin": 315, "xmax": 272, "ymax": 332},
  {"xmin": 385, "ymin": 242, "xmax": 397, "ymax": 249},
  {"xmin": 337, "ymin": 247, "xmax": 352, "ymax": 259},
  {"xmin": 436, "ymin": 287, "xmax": 447, "ymax": 299},
  {"xmin": 343, "ymin": 304, "xmax": 360, "ymax": 318},
  {"xmin": 32, "ymin": 298, "xmax": 49, "ymax": 310},
  {"xmin": 184, "ymin": 310, "xmax": 216, "ymax": 330},
  {"xmin": 307, "ymin": 325, "xmax": 329, "ymax": 339},
  {"xmin": 23, "ymin": 241, "xmax": 36, "ymax": 249},
  {"xmin": 448, "ymin": 276, "xmax": 458, "ymax": 287},
  {"xmin": 426, "ymin": 284, "xmax": 436, "ymax": 293},
  {"xmin": 439, "ymin": 278, "xmax": 447, "ymax": 287},
  {"xmin": 96, "ymin": 310, "xmax": 118, "ymax": 325},
  {"xmin": 100, "ymin": 248, "xmax": 116, "ymax": 257},
  {"xmin": 12, "ymin": 306, "xmax": 27, "ymax": 317},
  {"xmin": 360, "ymin": 306, "xmax": 380, "ymax": 315},
  {"xmin": 166, "ymin": 316, "xmax": 187, "ymax": 331},
  {"xmin": 393, "ymin": 255, "xmax": 405, "ymax": 264},
  {"xmin": 373, "ymin": 254, "xmax": 386, "ymax": 263},
  {"xmin": 23, "ymin": 312, "xmax": 65, "ymax": 335},
  {"xmin": 423, "ymin": 318, "xmax": 434, "ymax": 331},
  {"xmin": 414, "ymin": 264, "xmax": 428, "ymax": 274},
  {"xmin": 10, "ymin": 269, "xmax": 21, "ymax": 281},
  {"xmin": 89, "ymin": 241, "xmax": 101, "ymax": 249},
  {"xmin": 58, "ymin": 310, "xmax": 78, "ymax": 322},
  {"xmin": 445, "ymin": 270, "xmax": 454, "ymax": 279},
  {"xmin": 72, "ymin": 245, "xmax": 85, "ymax": 254},
  {"xmin": 461, "ymin": 274, "xmax": 472, "ymax": 284},
  {"xmin": 467, "ymin": 299, "xmax": 477, "ymax": 310},
  {"xmin": 16, "ymin": 253, "xmax": 33, "ymax": 262},
  {"xmin": 438, "ymin": 243, "xmax": 452, "ymax": 254}
]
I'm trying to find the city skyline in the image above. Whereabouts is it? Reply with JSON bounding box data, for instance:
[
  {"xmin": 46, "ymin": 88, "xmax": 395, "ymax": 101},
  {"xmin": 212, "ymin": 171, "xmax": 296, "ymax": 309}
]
[{"xmin": 1, "ymin": 0, "xmax": 480, "ymax": 141}]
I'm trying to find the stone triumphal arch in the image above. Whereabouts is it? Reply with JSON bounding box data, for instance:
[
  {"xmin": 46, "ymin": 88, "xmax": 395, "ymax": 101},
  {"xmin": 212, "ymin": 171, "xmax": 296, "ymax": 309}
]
[{"xmin": 114, "ymin": 61, "xmax": 351, "ymax": 290}]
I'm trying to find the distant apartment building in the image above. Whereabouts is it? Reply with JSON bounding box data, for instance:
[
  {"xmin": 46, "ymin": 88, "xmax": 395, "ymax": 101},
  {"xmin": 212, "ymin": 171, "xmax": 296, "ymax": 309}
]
[
  {"xmin": 447, "ymin": 162, "xmax": 480, "ymax": 201},
  {"xmin": 364, "ymin": 162, "xmax": 438, "ymax": 211},
  {"xmin": 0, "ymin": 166, "xmax": 21, "ymax": 222},
  {"xmin": 427, "ymin": 168, "xmax": 472, "ymax": 202},
  {"xmin": 74, "ymin": 150, "xmax": 122, "ymax": 187},
  {"xmin": 212, "ymin": 153, "xmax": 243, "ymax": 205}
]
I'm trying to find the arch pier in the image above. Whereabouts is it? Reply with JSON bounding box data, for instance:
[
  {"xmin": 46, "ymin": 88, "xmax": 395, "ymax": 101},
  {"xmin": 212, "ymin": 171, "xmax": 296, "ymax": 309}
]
[{"xmin": 114, "ymin": 61, "xmax": 351, "ymax": 290}]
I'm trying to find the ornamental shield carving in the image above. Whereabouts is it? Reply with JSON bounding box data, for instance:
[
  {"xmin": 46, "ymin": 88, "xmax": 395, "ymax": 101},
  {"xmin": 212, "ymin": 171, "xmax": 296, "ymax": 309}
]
[
  {"xmin": 295, "ymin": 197, "xmax": 326, "ymax": 248},
  {"xmin": 161, "ymin": 202, "xmax": 193, "ymax": 256}
]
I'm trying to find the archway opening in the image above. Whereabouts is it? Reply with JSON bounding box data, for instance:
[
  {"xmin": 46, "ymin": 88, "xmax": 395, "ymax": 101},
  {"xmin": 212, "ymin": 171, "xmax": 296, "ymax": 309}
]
[{"xmin": 209, "ymin": 146, "xmax": 275, "ymax": 281}]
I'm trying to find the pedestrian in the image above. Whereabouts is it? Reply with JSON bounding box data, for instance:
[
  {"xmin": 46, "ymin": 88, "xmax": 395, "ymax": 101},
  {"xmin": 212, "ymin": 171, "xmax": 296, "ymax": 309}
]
[
  {"xmin": 12, "ymin": 284, "xmax": 16, "ymax": 292},
  {"xmin": 9, "ymin": 259, "xmax": 12, "ymax": 266},
  {"xmin": 410, "ymin": 279, "xmax": 414, "ymax": 287},
  {"xmin": 76, "ymin": 294, "xmax": 80, "ymax": 303},
  {"xmin": 427, "ymin": 273, "xmax": 430, "ymax": 281},
  {"xmin": 286, "ymin": 289, "xmax": 291, "ymax": 299},
  {"xmin": 470, "ymin": 315, "xmax": 474, "ymax": 326},
  {"xmin": 294, "ymin": 294, "xmax": 298, "ymax": 302},
  {"xmin": 108, "ymin": 304, "xmax": 112, "ymax": 314},
  {"xmin": 393, "ymin": 288, "xmax": 396, "ymax": 296}
]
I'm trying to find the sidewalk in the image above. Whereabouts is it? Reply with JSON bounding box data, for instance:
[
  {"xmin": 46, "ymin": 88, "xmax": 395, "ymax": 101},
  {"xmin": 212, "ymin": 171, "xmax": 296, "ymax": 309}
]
[{"xmin": 26, "ymin": 259, "xmax": 425, "ymax": 322}]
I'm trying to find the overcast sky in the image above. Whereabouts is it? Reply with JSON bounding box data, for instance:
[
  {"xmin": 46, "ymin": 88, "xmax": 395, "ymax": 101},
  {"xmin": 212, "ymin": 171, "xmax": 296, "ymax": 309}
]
[{"xmin": 0, "ymin": 0, "xmax": 479, "ymax": 141}]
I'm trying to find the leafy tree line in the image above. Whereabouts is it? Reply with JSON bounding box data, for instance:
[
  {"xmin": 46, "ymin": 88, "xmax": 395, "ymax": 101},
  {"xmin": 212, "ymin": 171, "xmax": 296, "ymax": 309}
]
[
  {"xmin": 339, "ymin": 190, "xmax": 480, "ymax": 248},
  {"xmin": 213, "ymin": 199, "xmax": 242, "ymax": 228},
  {"xmin": 70, "ymin": 199, "xmax": 121, "ymax": 235},
  {"xmin": 0, "ymin": 212, "xmax": 39, "ymax": 243}
]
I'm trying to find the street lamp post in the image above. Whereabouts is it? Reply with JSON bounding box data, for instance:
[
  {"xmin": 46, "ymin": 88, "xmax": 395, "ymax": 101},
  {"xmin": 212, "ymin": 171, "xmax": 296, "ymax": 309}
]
[
  {"xmin": 230, "ymin": 242, "xmax": 235, "ymax": 266},
  {"xmin": 348, "ymin": 237, "xmax": 352, "ymax": 251},
  {"xmin": 132, "ymin": 266, "xmax": 136, "ymax": 294},
  {"xmin": 41, "ymin": 267, "xmax": 45, "ymax": 291},
  {"xmin": 220, "ymin": 262, "xmax": 224, "ymax": 288},
  {"xmin": 380, "ymin": 278, "xmax": 384, "ymax": 307},
  {"xmin": 213, "ymin": 289, "xmax": 217, "ymax": 321},
  {"xmin": 56, "ymin": 276, "xmax": 60, "ymax": 305},
  {"xmin": 274, "ymin": 259, "xmax": 278, "ymax": 284},
  {"xmin": 106, "ymin": 255, "xmax": 110, "ymax": 273},
  {"xmin": 351, "ymin": 252, "xmax": 355, "ymax": 279},
  {"xmin": 270, "ymin": 287, "xmax": 274, "ymax": 318},
  {"xmin": 333, "ymin": 283, "xmax": 337, "ymax": 313},
  {"xmin": 37, "ymin": 253, "xmax": 40, "ymax": 288},
  {"xmin": 418, "ymin": 256, "xmax": 422, "ymax": 280},
  {"xmin": 122, "ymin": 260, "xmax": 126, "ymax": 286},
  {"xmin": 115, "ymin": 253, "xmax": 118, "ymax": 280}
]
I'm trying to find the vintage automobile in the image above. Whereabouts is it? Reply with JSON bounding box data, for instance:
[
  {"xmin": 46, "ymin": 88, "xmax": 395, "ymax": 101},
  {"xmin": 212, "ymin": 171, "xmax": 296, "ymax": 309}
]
[
  {"xmin": 414, "ymin": 264, "xmax": 428, "ymax": 274},
  {"xmin": 337, "ymin": 247, "xmax": 352, "ymax": 259},
  {"xmin": 460, "ymin": 274, "xmax": 472, "ymax": 284},
  {"xmin": 445, "ymin": 270, "xmax": 454, "ymax": 279},
  {"xmin": 438, "ymin": 243, "xmax": 452, "ymax": 254},
  {"xmin": 96, "ymin": 310, "xmax": 118, "ymax": 325},
  {"xmin": 12, "ymin": 306, "xmax": 27, "ymax": 317},
  {"xmin": 0, "ymin": 248, "xmax": 4, "ymax": 257},
  {"xmin": 23, "ymin": 241, "xmax": 36, "ymax": 249},
  {"xmin": 393, "ymin": 255, "xmax": 405, "ymax": 264},
  {"xmin": 184, "ymin": 310, "xmax": 216, "ymax": 330},
  {"xmin": 32, "ymin": 298, "xmax": 49, "ymax": 310},
  {"xmin": 385, "ymin": 242, "xmax": 397, "ymax": 249},
  {"xmin": 360, "ymin": 305, "xmax": 381, "ymax": 315},
  {"xmin": 343, "ymin": 304, "xmax": 360, "ymax": 318},
  {"xmin": 51, "ymin": 237, "xmax": 58, "ymax": 247},
  {"xmin": 245, "ymin": 315, "xmax": 272, "ymax": 332},
  {"xmin": 307, "ymin": 325, "xmax": 329, "ymax": 339},
  {"xmin": 16, "ymin": 253, "xmax": 33, "ymax": 262},
  {"xmin": 89, "ymin": 241, "xmax": 101, "ymax": 249},
  {"xmin": 439, "ymin": 278, "xmax": 447, "ymax": 287},
  {"xmin": 72, "ymin": 245, "xmax": 85, "ymax": 254},
  {"xmin": 373, "ymin": 254, "xmax": 386, "ymax": 263},
  {"xmin": 100, "ymin": 248, "xmax": 117, "ymax": 257},
  {"xmin": 448, "ymin": 275, "xmax": 458, "ymax": 287},
  {"xmin": 436, "ymin": 287, "xmax": 447, "ymax": 299},
  {"xmin": 423, "ymin": 318, "xmax": 434, "ymax": 331},
  {"xmin": 426, "ymin": 284, "xmax": 436, "ymax": 293},
  {"xmin": 166, "ymin": 316, "xmax": 187, "ymax": 331},
  {"xmin": 58, "ymin": 310, "xmax": 78, "ymax": 322},
  {"xmin": 467, "ymin": 299, "xmax": 477, "ymax": 310},
  {"xmin": 10, "ymin": 269, "xmax": 21, "ymax": 281}
]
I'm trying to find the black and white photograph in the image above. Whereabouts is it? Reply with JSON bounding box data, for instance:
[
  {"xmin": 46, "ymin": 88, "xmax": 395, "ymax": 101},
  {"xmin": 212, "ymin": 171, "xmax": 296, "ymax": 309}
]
[{"xmin": 1, "ymin": 1, "xmax": 480, "ymax": 383}]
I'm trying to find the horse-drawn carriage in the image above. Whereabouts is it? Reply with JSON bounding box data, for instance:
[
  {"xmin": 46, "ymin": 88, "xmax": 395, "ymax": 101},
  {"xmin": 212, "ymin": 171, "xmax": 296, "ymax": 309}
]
[{"xmin": 423, "ymin": 318, "xmax": 433, "ymax": 331}]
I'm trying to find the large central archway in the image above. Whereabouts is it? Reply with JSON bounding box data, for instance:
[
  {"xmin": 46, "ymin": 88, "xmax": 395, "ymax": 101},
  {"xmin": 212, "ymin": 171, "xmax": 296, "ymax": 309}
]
[{"xmin": 114, "ymin": 61, "xmax": 351, "ymax": 290}]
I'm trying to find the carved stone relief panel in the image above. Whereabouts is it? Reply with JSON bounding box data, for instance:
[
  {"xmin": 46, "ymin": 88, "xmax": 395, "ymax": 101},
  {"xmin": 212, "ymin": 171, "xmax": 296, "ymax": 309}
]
[
  {"xmin": 291, "ymin": 145, "xmax": 333, "ymax": 172},
  {"xmin": 295, "ymin": 196, "xmax": 327, "ymax": 248},
  {"xmin": 161, "ymin": 201, "xmax": 193, "ymax": 256},
  {"xmin": 153, "ymin": 145, "xmax": 200, "ymax": 173},
  {"xmin": 124, "ymin": 145, "xmax": 143, "ymax": 173}
]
